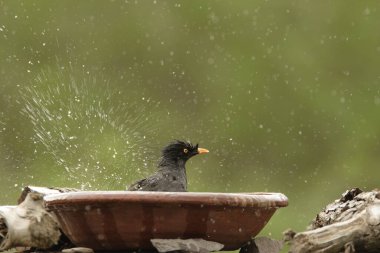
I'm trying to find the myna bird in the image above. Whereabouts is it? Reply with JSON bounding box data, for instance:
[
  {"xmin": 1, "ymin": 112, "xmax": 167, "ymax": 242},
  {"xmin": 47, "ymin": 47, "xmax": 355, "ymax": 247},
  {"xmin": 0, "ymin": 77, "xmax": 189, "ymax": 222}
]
[{"xmin": 128, "ymin": 140, "xmax": 209, "ymax": 192}]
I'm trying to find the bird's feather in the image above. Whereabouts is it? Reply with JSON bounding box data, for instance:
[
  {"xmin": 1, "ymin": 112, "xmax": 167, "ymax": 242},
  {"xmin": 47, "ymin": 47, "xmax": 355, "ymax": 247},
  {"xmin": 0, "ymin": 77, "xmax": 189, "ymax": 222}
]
[{"xmin": 128, "ymin": 168, "xmax": 187, "ymax": 192}]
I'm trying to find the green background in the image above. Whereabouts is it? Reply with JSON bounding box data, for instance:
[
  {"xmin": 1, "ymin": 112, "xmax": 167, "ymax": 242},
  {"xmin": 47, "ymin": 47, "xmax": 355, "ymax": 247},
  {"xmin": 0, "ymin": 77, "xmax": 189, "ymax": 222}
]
[{"xmin": 1, "ymin": 0, "xmax": 380, "ymax": 240}]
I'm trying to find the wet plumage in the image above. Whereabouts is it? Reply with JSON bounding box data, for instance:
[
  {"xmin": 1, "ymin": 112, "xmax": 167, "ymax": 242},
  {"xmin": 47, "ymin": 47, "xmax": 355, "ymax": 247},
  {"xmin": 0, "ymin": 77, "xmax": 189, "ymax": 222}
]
[{"xmin": 128, "ymin": 140, "xmax": 209, "ymax": 192}]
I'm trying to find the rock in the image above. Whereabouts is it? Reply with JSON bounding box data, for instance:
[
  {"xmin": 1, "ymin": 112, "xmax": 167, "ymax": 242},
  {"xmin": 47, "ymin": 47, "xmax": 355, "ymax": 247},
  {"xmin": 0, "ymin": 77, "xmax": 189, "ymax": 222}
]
[
  {"xmin": 151, "ymin": 238, "xmax": 224, "ymax": 253},
  {"xmin": 240, "ymin": 237, "xmax": 283, "ymax": 253},
  {"xmin": 62, "ymin": 247, "xmax": 94, "ymax": 253}
]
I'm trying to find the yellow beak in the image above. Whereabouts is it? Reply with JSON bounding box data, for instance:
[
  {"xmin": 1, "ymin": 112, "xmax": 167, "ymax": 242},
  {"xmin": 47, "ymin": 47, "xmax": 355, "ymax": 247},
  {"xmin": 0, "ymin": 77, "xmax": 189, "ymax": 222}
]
[{"xmin": 197, "ymin": 148, "xmax": 209, "ymax": 154}]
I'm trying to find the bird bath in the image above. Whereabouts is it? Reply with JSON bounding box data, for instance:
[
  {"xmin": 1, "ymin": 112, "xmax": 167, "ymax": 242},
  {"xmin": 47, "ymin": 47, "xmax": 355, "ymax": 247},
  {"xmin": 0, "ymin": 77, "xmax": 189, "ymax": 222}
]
[{"xmin": 44, "ymin": 191, "xmax": 288, "ymax": 251}]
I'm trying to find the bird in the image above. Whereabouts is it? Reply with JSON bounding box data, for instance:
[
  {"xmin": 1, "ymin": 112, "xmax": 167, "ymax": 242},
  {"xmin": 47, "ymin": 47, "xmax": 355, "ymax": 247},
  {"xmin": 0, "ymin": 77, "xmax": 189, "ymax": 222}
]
[{"xmin": 127, "ymin": 140, "xmax": 209, "ymax": 192}]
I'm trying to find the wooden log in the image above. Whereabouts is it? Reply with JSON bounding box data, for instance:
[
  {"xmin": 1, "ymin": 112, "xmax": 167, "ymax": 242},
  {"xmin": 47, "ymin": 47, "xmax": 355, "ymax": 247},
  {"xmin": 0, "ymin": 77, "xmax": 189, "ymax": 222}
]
[
  {"xmin": 18, "ymin": 186, "xmax": 79, "ymax": 204},
  {"xmin": 0, "ymin": 192, "xmax": 61, "ymax": 250},
  {"xmin": 0, "ymin": 186, "xmax": 79, "ymax": 251},
  {"xmin": 288, "ymin": 188, "xmax": 380, "ymax": 253}
]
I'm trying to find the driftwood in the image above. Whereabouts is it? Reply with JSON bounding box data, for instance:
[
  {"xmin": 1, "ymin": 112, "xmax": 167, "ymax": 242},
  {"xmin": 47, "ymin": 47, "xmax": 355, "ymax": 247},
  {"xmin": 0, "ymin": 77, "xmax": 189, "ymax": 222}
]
[
  {"xmin": 0, "ymin": 186, "xmax": 78, "ymax": 251},
  {"xmin": 0, "ymin": 192, "xmax": 61, "ymax": 250},
  {"xmin": 287, "ymin": 188, "xmax": 380, "ymax": 253},
  {"xmin": 18, "ymin": 186, "xmax": 79, "ymax": 204}
]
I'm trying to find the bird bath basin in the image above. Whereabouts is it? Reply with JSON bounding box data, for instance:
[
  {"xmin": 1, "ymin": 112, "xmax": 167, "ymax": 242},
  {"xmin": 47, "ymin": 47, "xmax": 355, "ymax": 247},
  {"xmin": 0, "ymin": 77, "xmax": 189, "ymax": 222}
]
[{"xmin": 44, "ymin": 191, "xmax": 288, "ymax": 251}]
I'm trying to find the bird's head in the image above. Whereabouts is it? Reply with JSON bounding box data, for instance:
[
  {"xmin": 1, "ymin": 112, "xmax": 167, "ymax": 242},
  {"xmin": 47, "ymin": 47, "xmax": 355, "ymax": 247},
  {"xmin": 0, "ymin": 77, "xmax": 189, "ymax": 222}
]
[{"xmin": 161, "ymin": 140, "xmax": 209, "ymax": 164}]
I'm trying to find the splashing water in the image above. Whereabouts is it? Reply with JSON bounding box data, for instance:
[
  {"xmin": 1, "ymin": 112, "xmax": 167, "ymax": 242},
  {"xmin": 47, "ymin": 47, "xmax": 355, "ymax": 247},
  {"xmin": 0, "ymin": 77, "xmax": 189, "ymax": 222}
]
[{"xmin": 20, "ymin": 66, "xmax": 157, "ymax": 190}]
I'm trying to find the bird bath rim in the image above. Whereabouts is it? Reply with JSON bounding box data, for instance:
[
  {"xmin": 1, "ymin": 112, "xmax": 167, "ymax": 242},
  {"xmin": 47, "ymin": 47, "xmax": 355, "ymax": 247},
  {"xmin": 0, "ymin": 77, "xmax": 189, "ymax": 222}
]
[{"xmin": 44, "ymin": 191, "xmax": 288, "ymax": 208}]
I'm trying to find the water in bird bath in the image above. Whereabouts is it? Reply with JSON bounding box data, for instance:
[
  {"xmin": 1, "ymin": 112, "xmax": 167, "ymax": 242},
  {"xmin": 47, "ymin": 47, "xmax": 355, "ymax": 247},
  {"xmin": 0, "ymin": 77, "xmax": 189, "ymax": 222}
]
[{"xmin": 19, "ymin": 64, "xmax": 159, "ymax": 190}]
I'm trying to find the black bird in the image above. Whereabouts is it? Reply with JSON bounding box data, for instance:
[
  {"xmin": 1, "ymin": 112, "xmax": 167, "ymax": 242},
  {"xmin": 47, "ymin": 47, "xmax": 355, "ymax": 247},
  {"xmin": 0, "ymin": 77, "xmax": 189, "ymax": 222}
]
[{"xmin": 128, "ymin": 140, "xmax": 209, "ymax": 192}]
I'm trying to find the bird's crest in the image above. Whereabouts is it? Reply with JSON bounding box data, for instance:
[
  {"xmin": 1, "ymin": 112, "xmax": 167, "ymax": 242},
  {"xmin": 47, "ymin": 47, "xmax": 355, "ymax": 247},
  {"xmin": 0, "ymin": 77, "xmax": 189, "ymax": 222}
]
[{"xmin": 160, "ymin": 140, "xmax": 198, "ymax": 161}]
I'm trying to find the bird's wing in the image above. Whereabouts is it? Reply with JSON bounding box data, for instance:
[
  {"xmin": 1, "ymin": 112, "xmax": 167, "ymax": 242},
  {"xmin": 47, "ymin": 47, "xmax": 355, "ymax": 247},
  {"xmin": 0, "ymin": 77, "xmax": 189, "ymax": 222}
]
[
  {"xmin": 127, "ymin": 178, "xmax": 147, "ymax": 191},
  {"xmin": 127, "ymin": 172, "xmax": 163, "ymax": 191},
  {"xmin": 127, "ymin": 168, "xmax": 187, "ymax": 192}
]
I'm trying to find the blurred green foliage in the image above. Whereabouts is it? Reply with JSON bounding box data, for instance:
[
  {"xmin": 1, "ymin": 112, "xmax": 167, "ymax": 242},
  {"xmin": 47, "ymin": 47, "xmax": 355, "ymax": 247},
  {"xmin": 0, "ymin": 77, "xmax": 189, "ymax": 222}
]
[{"xmin": 1, "ymin": 0, "xmax": 380, "ymax": 239}]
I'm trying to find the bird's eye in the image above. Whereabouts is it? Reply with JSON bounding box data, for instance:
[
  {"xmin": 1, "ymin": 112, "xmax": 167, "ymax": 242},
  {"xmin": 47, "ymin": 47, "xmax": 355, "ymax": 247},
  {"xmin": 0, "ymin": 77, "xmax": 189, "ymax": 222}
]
[{"xmin": 183, "ymin": 148, "xmax": 188, "ymax": 154}]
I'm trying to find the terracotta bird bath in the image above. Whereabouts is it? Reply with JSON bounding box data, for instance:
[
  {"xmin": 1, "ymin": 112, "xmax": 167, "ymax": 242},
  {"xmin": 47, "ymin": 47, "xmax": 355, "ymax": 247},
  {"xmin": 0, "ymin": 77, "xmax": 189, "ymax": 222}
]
[{"xmin": 44, "ymin": 191, "xmax": 288, "ymax": 251}]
